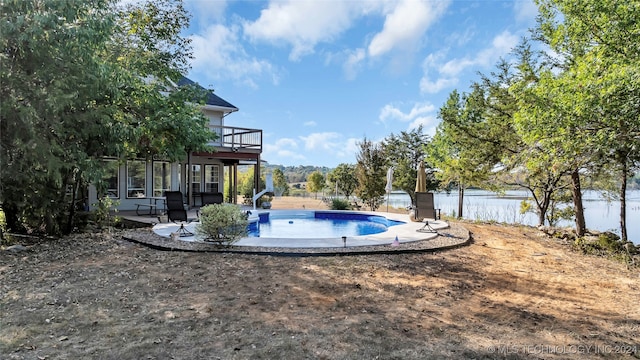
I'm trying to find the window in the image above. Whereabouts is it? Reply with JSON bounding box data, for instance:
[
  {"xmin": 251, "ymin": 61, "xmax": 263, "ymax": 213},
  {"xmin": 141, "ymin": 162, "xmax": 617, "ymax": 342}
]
[
  {"xmin": 190, "ymin": 164, "xmax": 201, "ymax": 194},
  {"xmin": 204, "ymin": 164, "xmax": 220, "ymax": 193},
  {"xmin": 153, "ymin": 161, "xmax": 171, "ymax": 197},
  {"xmin": 102, "ymin": 159, "xmax": 119, "ymax": 198},
  {"xmin": 127, "ymin": 160, "xmax": 146, "ymax": 198}
]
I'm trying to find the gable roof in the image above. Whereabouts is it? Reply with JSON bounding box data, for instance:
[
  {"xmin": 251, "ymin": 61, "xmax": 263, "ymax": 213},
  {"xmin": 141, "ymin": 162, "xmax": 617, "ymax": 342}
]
[{"xmin": 177, "ymin": 76, "xmax": 238, "ymax": 113}]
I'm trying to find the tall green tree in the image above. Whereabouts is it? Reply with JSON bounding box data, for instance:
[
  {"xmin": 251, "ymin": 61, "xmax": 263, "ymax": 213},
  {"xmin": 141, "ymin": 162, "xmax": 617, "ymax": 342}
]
[
  {"xmin": 1, "ymin": 0, "xmax": 117, "ymax": 234},
  {"xmin": 327, "ymin": 163, "xmax": 358, "ymax": 199},
  {"xmin": 427, "ymin": 88, "xmax": 499, "ymax": 218},
  {"xmin": 382, "ymin": 125, "xmax": 436, "ymax": 205},
  {"xmin": 355, "ymin": 138, "xmax": 386, "ymax": 211},
  {"xmin": 238, "ymin": 167, "xmax": 265, "ymax": 205},
  {"xmin": 306, "ymin": 171, "xmax": 325, "ymax": 199},
  {"xmin": 0, "ymin": 0, "xmax": 212, "ymax": 235},
  {"xmin": 271, "ymin": 168, "xmax": 289, "ymax": 196},
  {"xmin": 532, "ymin": 0, "xmax": 640, "ymax": 239}
]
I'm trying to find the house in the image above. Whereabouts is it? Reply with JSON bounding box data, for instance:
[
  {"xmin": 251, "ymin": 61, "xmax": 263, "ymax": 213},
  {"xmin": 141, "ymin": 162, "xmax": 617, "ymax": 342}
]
[{"xmin": 87, "ymin": 77, "xmax": 263, "ymax": 212}]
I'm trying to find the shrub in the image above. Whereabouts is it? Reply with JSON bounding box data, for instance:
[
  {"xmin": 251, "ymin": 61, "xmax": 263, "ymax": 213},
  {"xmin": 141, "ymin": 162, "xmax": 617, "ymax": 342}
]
[
  {"xmin": 92, "ymin": 196, "xmax": 120, "ymax": 229},
  {"xmin": 196, "ymin": 204, "xmax": 248, "ymax": 245},
  {"xmin": 571, "ymin": 232, "xmax": 640, "ymax": 267},
  {"xmin": 330, "ymin": 198, "xmax": 351, "ymax": 210}
]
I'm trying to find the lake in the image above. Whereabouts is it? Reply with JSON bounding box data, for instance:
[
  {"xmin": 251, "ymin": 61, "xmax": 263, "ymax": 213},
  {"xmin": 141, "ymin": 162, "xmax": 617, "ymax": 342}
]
[{"xmin": 383, "ymin": 189, "xmax": 640, "ymax": 245}]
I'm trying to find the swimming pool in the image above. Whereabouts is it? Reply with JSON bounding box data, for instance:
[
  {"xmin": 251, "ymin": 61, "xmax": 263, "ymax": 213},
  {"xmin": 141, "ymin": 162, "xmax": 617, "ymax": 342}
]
[
  {"xmin": 248, "ymin": 210, "xmax": 405, "ymax": 238},
  {"xmin": 151, "ymin": 209, "xmax": 447, "ymax": 248}
]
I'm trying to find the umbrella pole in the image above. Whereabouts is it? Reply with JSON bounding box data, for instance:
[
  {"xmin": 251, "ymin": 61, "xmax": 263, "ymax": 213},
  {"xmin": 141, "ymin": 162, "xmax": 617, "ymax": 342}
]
[{"xmin": 386, "ymin": 192, "xmax": 389, "ymax": 212}]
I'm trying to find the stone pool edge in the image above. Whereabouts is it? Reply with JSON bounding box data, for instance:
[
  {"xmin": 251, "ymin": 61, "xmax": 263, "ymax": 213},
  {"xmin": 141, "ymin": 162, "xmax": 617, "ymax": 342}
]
[{"xmin": 121, "ymin": 222, "xmax": 471, "ymax": 257}]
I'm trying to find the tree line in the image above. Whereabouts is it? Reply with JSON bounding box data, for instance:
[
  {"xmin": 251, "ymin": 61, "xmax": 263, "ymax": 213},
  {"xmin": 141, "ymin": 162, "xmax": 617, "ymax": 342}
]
[
  {"xmin": 427, "ymin": 0, "xmax": 639, "ymax": 242},
  {"xmin": 285, "ymin": 1, "xmax": 639, "ymax": 243}
]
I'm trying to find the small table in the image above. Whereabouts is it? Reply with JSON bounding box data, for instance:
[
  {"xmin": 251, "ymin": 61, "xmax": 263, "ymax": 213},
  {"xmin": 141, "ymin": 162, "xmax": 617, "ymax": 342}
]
[
  {"xmin": 135, "ymin": 197, "xmax": 166, "ymax": 216},
  {"xmin": 150, "ymin": 197, "xmax": 166, "ymax": 215}
]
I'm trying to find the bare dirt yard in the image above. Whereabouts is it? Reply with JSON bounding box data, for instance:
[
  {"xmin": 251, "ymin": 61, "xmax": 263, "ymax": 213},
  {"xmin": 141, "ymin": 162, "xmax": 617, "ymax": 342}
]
[{"xmin": 1, "ymin": 197, "xmax": 639, "ymax": 359}]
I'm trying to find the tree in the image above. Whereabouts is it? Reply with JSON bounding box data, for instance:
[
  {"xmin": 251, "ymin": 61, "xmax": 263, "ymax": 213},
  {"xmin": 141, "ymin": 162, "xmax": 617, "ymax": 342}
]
[
  {"xmin": 271, "ymin": 168, "xmax": 289, "ymax": 196},
  {"xmin": 306, "ymin": 171, "xmax": 325, "ymax": 199},
  {"xmin": 0, "ymin": 0, "xmax": 213, "ymax": 235},
  {"xmin": 382, "ymin": 125, "xmax": 436, "ymax": 205},
  {"xmin": 355, "ymin": 138, "xmax": 386, "ymax": 211},
  {"xmin": 237, "ymin": 166, "xmax": 266, "ymax": 205},
  {"xmin": 327, "ymin": 163, "xmax": 358, "ymax": 199},
  {"xmin": 1, "ymin": 0, "xmax": 118, "ymax": 235},
  {"xmin": 427, "ymin": 88, "xmax": 499, "ymax": 218},
  {"xmin": 531, "ymin": 0, "xmax": 640, "ymax": 239}
]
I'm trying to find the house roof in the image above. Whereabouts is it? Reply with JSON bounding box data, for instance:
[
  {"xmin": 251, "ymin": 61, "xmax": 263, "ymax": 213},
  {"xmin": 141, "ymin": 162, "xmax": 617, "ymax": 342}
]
[{"xmin": 177, "ymin": 76, "xmax": 238, "ymax": 113}]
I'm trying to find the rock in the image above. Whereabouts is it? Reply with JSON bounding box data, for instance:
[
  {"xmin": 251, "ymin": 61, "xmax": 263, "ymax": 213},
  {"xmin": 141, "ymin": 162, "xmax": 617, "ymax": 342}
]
[{"xmin": 4, "ymin": 244, "xmax": 28, "ymax": 253}]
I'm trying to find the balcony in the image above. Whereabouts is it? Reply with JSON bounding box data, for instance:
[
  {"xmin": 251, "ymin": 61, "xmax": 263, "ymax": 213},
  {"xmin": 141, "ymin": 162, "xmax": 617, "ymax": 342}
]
[{"xmin": 208, "ymin": 125, "xmax": 262, "ymax": 152}]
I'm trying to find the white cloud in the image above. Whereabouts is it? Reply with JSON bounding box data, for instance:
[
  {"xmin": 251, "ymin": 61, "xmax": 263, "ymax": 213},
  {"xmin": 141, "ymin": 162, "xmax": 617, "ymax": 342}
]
[
  {"xmin": 336, "ymin": 138, "xmax": 361, "ymax": 161},
  {"xmin": 447, "ymin": 27, "xmax": 476, "ymax": 47},
  {"xmin": 419, "ymin": 31, "xmax": 519, "ymax": 94},
  {"xmin": 343, "ymin": 48, "xmax": 366, "ymax": 80},
  {"xmin": 440, "ymin": 57, "xmax": 475, "ymax": 77},
  {"xmin": 378, "ymin": 102, "xmax": 438, "ymax": 133},
  {"xmin": 368, "ymin": 0, "xmax": 450, "ymax": 58},
  {"xmin": 184, "ymin": 0, "xmax": 228, "ymax": 29},
  {"xmin": 514, "ymin": 0, "xmax": 538, "ymax": 24},
  {"xmin": 242, "ymin": 1, "xmax": 357, "ymax": 61},
  {"xmin": 481, "ymin": 31, "xmax": 520, "ymax": 63},
  {"xmin": 241, "ymin": 0, "xmax": 450, "ymax": 72},
  {"xmin": 379, "ymin": 102, "xmax": 436, "ymax": 127},
  {"xmin": 304, "ymin": 121, "xmax": 317, "ymax": 127},
  {"xmin": 419, "ymin": 50, "xmax": 458, "ymax": 93},
  {"xmin": 263, "ymin": 138, "xmax": 305, "ymax": 163},
  {"xmin": 419, "ymin": 76, "xmax": 459, "ymax": 94},
  {"xmin": 300, "ymin": 132, "xmax": 343, "ymax": 151},
  {"xmin": 408, "ymin": 114, "xmax": 438, "ymax": 131},
  {"xmin": 190, "ymin": 24, "xmax": 280, "ymax": 88},
  {"xmin": 274, "ymin": 138, "xmax": 298, "ymax": 148},
  {"xmin": 264, "ymin": 133, "xmax": 360, "ymax": 166}
]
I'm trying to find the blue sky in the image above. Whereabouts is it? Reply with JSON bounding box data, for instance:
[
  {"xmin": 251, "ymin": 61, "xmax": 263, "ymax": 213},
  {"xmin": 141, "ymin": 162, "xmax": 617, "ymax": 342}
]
[{"xmin": 182, "ymin": 0, "xmax": 539, "ymax": 168}]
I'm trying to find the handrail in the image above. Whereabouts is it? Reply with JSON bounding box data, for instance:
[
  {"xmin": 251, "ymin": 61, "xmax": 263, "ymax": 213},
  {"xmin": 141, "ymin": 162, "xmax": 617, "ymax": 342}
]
[{"xmin": 207, "ymin": 125, "xmax": 262, "ymax": 151}]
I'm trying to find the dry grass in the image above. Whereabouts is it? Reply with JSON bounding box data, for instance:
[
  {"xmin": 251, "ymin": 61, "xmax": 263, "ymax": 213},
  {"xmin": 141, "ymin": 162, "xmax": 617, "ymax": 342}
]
[{"xmin": 1, "ymin": 197, "xmax": 639, "ymax": 359}]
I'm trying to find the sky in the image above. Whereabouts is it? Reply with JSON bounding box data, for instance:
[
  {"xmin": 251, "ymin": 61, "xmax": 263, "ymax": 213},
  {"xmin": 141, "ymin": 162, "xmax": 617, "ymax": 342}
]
[{"xmin": 181, "ymin": 0, "xmax": 539, "ymax": 168}]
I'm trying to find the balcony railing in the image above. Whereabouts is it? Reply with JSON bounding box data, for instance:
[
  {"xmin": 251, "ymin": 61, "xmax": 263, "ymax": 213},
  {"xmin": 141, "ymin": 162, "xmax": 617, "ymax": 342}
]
[{"xmin": 208, "ymin": 125, "xmax": 262, "ymax": 151}]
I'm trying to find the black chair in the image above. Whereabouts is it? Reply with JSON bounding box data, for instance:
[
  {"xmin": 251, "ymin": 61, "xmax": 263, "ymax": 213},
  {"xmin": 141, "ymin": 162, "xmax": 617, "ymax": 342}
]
[
  {"xmin": 196, "ymin": 192, "xmax": 224, "ymax": 218},
  {"xmin": 201, "ymin": 192, "xmax": 223, "ymax": 206},
  {"xmin": 164, "ymin": 191, "xmax": 193, "ymax": 236}
]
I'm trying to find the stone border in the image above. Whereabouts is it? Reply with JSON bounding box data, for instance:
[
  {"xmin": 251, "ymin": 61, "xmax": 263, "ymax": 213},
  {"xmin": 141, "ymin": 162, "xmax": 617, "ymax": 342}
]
[{"xmin": 121, "ymin": 222, "xmax": 471, "ymax": 257}]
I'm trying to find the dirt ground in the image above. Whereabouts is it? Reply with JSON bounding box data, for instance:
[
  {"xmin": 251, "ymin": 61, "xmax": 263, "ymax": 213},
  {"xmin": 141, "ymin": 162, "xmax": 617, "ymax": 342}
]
[{"xmin": 1, "ymin": 197, "xmax": 639, "ymax": 359}]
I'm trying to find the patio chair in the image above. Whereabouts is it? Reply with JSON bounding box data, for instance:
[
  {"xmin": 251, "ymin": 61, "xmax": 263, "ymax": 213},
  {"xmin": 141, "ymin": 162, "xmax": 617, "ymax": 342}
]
[
  {"xmin": 196, "ymin": 192, "xmax": 224, "ymax": 218},
  {"xmin": 414, "ymin": 192, "xmax": 440, "ymax": 220},
  {"xmin": 414, "ymin": 192, "xmax": 441, "ymax": 234},
  {"xmin": 201, "ymin": 192, "xmax": 223, "ymax": 206},
  {"xmin": 164, "ymin": 191, "xmax": 194, "ymax": 236}
]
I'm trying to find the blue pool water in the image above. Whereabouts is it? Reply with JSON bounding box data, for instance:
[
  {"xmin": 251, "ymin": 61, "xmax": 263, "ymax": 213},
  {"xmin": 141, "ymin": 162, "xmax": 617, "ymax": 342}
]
[{"xmin": 247, "ymin": 211, "xmax": 405, "ymax": 238}]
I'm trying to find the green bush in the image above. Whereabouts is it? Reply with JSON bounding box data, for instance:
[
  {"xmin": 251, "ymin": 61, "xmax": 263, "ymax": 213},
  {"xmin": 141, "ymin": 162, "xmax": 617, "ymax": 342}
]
[
  {"xmin": 571, "ymin": 233, "xmax": 639, "ymax": 267},
  {"xmin": 92, "ymin": 196, "xmax": 120, "ymax": 229},
  {"xmin": 196, "ymin": 204, "xmax": 248, "ymax": 245},
  {"xmin": 330, "ymin": 198, "xmax": 351, "ymax": 210}
]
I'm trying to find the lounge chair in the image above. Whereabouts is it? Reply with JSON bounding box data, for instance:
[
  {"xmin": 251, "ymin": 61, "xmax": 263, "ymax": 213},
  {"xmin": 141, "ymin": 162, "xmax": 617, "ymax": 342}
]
[
  {"xmin": 164, "ymin": 191, "xmax": 194, "ymax": 236},
  {"xmin": 414, "ymin": 192, "xmax": 441, "ymax": 234},
  {"xmin": 414, "ymin": 192, "xmax": 440, "ymax": 220}
]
